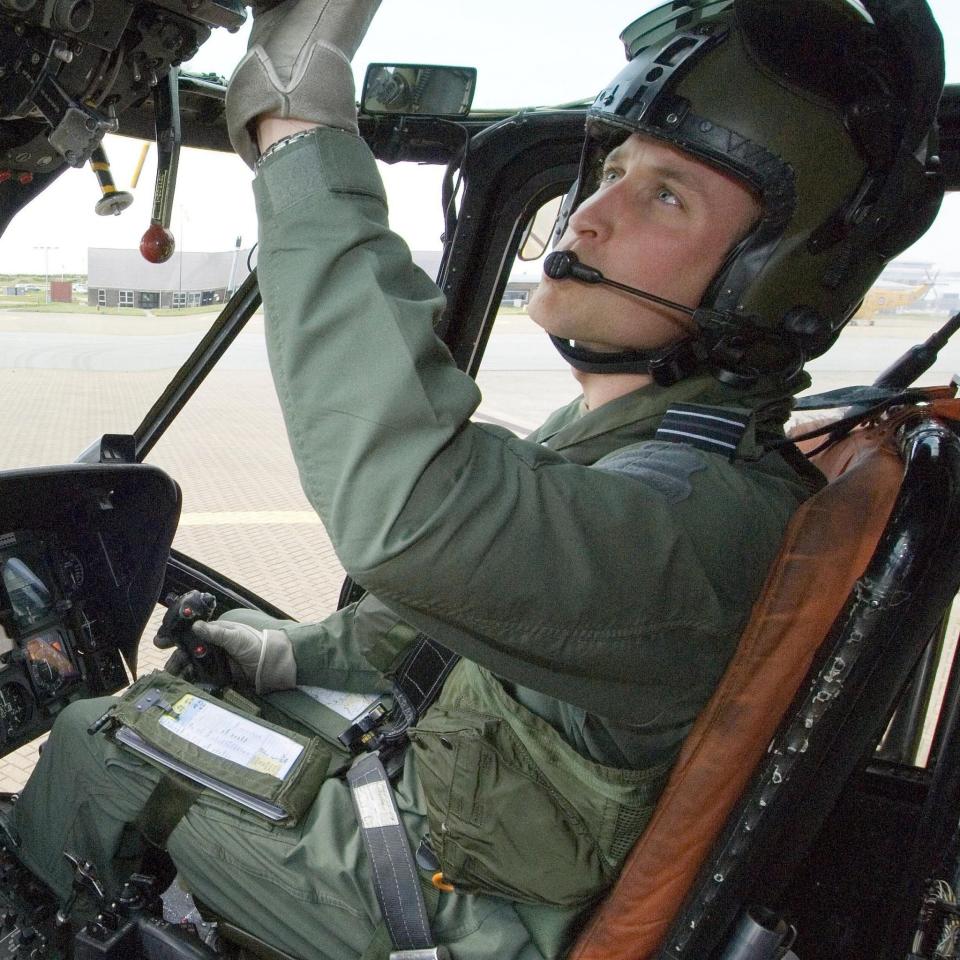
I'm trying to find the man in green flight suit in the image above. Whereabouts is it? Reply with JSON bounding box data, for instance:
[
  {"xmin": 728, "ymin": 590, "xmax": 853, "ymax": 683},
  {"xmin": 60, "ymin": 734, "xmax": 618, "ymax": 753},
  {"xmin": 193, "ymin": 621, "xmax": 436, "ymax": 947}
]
[{"xmin": 9, "ymin": 0, "xmax": 945, "ymax": 958}]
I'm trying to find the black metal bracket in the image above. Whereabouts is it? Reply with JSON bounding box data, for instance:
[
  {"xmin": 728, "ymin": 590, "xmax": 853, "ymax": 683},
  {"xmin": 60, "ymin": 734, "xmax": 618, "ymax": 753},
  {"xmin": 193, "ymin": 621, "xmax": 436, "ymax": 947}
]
[{"xmin": 28, "ymin": 69, "xmax": 116, "ymax": 167}]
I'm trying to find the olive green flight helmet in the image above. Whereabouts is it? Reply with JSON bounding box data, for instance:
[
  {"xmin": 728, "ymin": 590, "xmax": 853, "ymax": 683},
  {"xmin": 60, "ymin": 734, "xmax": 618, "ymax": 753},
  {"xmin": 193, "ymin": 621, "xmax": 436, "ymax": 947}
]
[{"xmin": 554, "ymin": 0, "xmax": 945, "ymax": 385}]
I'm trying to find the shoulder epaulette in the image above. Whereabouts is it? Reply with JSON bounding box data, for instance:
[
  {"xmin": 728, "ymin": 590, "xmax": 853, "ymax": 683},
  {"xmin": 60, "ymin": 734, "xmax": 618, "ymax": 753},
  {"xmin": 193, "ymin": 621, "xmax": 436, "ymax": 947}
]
[{"xmin": 656, "ymin": 403, "xmax": 752, "ymax": 459}]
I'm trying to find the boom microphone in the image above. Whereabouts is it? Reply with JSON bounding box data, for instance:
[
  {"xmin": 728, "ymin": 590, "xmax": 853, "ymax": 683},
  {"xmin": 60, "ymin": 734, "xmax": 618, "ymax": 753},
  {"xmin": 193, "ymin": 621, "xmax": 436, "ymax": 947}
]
[
  {"xmin": 543, "ymin": 250, "xmax": 604, "ymax": 283},
  {"xmin": 542, "ymin": 251, "xmax": 779, "ymax": 387},
  {"xmin": 543, "ymin": 250, "xmax": 696, "ymax": 318}
]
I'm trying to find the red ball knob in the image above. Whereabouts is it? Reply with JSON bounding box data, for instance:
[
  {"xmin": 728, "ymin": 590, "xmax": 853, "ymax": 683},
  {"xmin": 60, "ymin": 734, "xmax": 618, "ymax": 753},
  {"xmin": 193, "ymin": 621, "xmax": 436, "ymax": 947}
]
[{"xmin": 140, "ymin": 222, "xmax": 175, "ymax": 263}]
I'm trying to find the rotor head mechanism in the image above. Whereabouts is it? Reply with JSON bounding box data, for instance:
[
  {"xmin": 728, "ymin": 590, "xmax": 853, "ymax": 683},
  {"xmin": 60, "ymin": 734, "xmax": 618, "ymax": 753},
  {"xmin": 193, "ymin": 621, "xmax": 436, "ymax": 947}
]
[{"xmin": 553, "ymin": 0, "xmax": 945, "ymax": 383}]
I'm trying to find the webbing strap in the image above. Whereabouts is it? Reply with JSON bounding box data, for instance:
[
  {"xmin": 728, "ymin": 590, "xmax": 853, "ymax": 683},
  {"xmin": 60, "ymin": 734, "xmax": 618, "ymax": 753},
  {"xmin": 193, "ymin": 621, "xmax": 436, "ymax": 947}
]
[
  {"xmin": 347, "ymin": 754, "xmax": 448, "ymax": 960},
  {"xmin": 391, "ymin": 637, "xmax": 460, "ymax": 723},
  {"xmin": 137, "ymin": 771, "xmax": 201, "ymax": 847}
]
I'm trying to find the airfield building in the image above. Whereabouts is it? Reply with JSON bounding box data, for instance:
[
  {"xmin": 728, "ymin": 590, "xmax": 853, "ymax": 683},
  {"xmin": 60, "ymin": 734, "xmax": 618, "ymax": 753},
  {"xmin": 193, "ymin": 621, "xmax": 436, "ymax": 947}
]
[{"xmin": 86, "ymin": 245, "xmax": 252, "ymax": 309}]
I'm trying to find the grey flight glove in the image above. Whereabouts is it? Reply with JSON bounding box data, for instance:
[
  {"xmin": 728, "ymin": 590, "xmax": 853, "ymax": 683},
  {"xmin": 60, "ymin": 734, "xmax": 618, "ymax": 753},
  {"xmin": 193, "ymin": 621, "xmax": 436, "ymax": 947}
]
[
  {"xmin": 191, "ymin": 619, "xmax": 297, "ymax": 694},
  {"xmin": 225, "ymin": 0, "xmax": 382, "ymax": 167}
]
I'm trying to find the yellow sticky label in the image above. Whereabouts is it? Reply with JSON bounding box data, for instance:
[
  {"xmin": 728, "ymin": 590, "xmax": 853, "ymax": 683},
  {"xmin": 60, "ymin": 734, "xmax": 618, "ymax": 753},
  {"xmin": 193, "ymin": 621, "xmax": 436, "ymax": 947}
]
[
  {"xmin": 172, "ymin": 694, "xmax": 196, "ymax": 715},
  {"xmin": 249, "ymin": 753, "xmax": 283, "ymax": 777}
]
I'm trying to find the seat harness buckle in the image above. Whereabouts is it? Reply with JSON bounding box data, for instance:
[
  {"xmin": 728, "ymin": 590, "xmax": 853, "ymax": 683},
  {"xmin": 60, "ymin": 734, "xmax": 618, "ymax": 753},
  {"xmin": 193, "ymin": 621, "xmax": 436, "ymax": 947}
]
[{"xmin": 339, "ymin": 636, "xmax": 460, "ymax": 756}]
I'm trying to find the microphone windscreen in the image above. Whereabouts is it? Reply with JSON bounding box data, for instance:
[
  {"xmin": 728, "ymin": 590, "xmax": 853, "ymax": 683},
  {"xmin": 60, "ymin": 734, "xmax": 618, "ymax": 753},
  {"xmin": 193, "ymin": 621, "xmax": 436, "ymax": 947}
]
[{"xmin": 543, "ymin": 250, "xmax": 575, "ymax": 279}]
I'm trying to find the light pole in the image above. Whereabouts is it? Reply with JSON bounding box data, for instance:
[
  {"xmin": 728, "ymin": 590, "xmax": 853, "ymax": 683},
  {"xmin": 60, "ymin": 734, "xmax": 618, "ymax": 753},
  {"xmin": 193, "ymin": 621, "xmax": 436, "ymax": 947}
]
[
  {"xmin": 32, "ymin": 245, "xmax": 58, "ymax": 305},
  {"xmin": 227, "ymin": 235, "xmax": 242, "ymax": 299},
  {"xmin": 175, "ymin": 205, "xmax": 190, "ymax": 306}
]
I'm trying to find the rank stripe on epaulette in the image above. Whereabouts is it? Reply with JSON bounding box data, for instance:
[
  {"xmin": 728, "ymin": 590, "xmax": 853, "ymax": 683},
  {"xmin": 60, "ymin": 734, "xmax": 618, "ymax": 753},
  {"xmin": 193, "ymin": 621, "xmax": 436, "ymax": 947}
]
[
  {"xmin": 658, "ymin": 428, "xmax": 738, "ymax": 451},
  {"xmin": 656, "ymin": 403, "xmax": 751, "ymax": 457}
]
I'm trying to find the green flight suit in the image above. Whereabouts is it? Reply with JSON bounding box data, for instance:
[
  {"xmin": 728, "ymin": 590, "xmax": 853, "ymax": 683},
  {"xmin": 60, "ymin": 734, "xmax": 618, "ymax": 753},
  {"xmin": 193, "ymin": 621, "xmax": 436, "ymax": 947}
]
[{"xmin": 11, "ymin": 128, "xmax": 815, "ymax": 959}]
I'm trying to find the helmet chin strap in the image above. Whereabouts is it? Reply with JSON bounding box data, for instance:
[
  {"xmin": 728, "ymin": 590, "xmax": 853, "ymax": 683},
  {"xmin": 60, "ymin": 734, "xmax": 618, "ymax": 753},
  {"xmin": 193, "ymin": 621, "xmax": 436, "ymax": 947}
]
[
  {"xmin": 549, "ymin": 335, "xmax": 662, "ymax": 375},
  {"xmin": 549, "ymin": 334, "xmax": 712, "ymax": 385},
  {"xmin": 543, "ymin": 251, "xmax": 708, "ymax": 384},
  {"xmin": 541, "ymin": 251, "xmax": 794, "ymax": 388}
]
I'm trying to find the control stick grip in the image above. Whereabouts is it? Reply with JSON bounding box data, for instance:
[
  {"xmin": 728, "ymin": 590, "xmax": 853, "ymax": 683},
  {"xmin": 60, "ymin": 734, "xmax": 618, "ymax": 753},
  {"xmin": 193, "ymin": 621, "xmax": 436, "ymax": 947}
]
[
  {"xmin": 154, "ymin": 591, "xmax": 232, "ymax": 687},
  {"xmin": 154, "ymin": 590, "xmax": 216, "ymax": 649}
]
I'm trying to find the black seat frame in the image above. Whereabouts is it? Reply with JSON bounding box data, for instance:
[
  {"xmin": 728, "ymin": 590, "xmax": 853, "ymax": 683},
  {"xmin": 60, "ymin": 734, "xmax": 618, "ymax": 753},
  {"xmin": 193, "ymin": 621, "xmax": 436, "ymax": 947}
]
[{"xmin": 655, "ymin": 414, "xmax": 960, "ymax": 960}]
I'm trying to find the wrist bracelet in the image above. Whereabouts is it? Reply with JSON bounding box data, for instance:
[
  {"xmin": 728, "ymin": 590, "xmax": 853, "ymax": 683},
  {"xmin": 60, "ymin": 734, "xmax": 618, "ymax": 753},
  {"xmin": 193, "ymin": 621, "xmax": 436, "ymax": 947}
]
[{"xmin": 253, "ymin": 127, "xmax": 322, "ymax": 172}]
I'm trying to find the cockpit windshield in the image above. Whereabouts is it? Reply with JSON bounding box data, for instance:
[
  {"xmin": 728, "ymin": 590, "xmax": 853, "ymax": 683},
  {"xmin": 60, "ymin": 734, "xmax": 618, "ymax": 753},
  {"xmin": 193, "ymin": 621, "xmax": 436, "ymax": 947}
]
[{"xmin": 0, "ymin": 0, "xmax": 955, "ymax": 469}]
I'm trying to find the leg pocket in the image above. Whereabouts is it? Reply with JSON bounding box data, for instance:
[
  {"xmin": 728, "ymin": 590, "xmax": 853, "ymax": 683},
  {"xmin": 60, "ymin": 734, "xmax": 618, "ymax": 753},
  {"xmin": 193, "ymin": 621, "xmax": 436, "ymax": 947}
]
[{"xmin": 409, "ymin": 708, "xmax": 610, "ymax": 906}]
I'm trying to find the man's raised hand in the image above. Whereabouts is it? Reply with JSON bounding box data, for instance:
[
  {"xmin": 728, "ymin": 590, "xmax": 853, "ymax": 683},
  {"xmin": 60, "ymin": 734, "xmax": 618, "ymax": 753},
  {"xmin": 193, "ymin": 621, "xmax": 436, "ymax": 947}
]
[{"xmin": 226, "ymin": 0, "xmax": 382, "ymax": 167}]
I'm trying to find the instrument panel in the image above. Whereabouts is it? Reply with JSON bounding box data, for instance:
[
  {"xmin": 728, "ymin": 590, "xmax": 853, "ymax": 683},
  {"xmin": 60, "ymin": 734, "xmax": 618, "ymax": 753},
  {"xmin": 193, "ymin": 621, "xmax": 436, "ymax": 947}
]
[
  {"xmin": 0, "ymin": 529, "xmax": 127, "ymax": 748},
  {"xmin": 0, "ymin": 463, "xmax": 181, "ymax": 755}
]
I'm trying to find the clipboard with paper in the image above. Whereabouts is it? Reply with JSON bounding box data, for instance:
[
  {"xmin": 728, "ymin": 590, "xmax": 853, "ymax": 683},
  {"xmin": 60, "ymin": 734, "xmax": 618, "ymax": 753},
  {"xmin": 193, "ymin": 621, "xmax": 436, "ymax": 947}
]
[{"xmin": 108, "ymin": 672, "xmax": 331, "ymax": 825}]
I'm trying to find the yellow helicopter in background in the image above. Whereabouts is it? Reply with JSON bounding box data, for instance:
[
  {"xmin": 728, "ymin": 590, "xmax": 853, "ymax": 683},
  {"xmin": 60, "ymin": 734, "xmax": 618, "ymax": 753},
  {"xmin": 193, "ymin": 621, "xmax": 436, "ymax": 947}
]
[{"xmin": 854, "ymin": 278, "xmax": 936, "ymax": 323}]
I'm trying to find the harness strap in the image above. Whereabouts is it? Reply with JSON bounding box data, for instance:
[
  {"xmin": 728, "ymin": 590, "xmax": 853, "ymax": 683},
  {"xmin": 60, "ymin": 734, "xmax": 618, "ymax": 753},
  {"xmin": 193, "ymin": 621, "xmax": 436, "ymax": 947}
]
[
  {"xmin": 137, "ymin": 770, "xmax": 202, "ymax": 847},
  {"xmin": 390, "ymin": 637, "xmax": 460, "ymax": 724},
  {"xmin": 347, "ymin": 753, "xmax": 449, "ymax": 960}
]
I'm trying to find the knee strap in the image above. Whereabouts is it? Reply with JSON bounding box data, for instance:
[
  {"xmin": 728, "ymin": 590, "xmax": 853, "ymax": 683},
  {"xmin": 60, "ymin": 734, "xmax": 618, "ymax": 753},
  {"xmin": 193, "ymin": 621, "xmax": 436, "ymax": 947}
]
[{"xmin": 137, "ymin": 772, "xmax": 202, "ymax": 848}]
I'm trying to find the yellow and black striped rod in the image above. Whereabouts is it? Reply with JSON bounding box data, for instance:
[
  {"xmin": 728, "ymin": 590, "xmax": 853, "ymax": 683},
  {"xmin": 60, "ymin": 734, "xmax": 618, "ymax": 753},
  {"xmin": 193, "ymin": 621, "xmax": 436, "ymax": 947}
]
[{"xmin": 90, "ymin": 145, "xmax": 134, "ymax": 216}]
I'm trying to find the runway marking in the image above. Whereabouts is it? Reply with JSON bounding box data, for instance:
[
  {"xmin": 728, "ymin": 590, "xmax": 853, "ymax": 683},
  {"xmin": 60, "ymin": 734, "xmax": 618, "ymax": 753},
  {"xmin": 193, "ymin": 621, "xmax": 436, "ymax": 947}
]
[{"xmin": 179, "ymin": 511, "xmax": 322, "ymax": 526}]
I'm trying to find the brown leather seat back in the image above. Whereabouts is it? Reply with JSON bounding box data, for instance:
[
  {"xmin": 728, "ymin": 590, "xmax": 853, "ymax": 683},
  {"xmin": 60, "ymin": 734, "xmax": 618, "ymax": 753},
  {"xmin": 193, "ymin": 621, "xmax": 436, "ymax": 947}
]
[{"xmin": 569, "ymin": 420, "xmax": 908, "ymax": 960}]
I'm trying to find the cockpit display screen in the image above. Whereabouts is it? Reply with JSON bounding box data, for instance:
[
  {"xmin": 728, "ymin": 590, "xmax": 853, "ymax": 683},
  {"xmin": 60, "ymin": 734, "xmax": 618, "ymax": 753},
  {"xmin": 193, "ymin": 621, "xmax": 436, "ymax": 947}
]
[
  {"xmin": 25, "ymin": 630, "xmax": 80, "ymax": 683},
  {"xmin": 0, "ymin": 543, "xmax": 57, "ymax": 634}
]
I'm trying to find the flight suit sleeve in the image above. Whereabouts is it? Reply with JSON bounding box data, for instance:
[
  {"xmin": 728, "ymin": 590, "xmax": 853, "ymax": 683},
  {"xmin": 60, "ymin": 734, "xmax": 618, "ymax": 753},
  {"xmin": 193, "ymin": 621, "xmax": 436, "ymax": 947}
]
[
  {"xmin": 218, "ymin": 592, "xmax": 420, "ymax": 692},
  {"xmin": 253, "ymin": 129, "xmax": 800, "ymax": 724}
]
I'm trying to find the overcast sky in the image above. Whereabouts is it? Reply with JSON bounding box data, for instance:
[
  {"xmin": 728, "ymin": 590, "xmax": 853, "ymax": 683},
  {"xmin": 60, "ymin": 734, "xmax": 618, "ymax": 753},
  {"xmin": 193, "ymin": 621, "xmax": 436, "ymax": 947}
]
[{"xmin": 1, "ymin": 0, "xmax": 957, "ymax": 276}]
